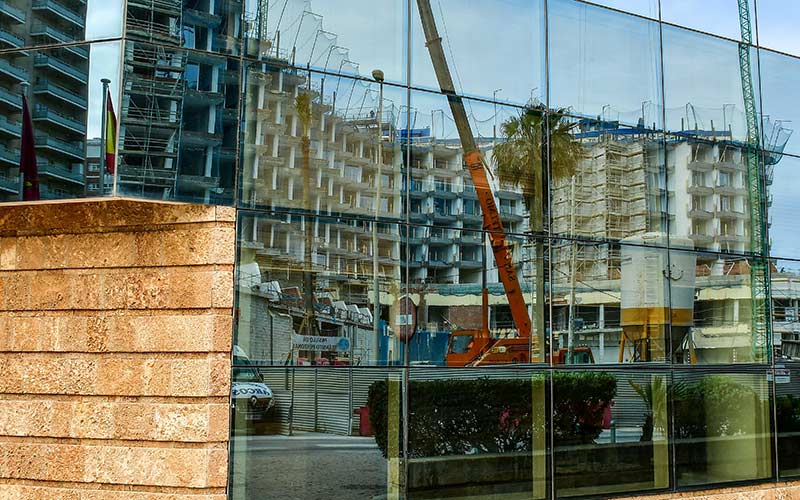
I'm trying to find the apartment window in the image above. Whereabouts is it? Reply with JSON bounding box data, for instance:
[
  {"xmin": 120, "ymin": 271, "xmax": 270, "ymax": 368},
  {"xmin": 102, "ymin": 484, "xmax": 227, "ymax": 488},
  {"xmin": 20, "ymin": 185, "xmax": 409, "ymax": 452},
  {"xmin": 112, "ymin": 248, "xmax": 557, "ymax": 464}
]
[
  {"xmin": 720, "ymin": 195, "xmax": 732, "ymax": 211},
  {"xmin": 718, "ymin": 171, "xmax": 731, "ymax": 187}
]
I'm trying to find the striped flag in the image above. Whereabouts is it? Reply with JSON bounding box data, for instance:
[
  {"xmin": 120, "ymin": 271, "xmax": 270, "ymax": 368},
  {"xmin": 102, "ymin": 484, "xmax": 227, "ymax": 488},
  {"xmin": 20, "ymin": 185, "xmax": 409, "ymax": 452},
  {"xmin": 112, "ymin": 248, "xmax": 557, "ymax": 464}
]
[
  {"xmin": 104, "ymin": 88, "xmax": 117, "ymax": 174},
  {"xmin": 20, "ymin": 94, "xmax": 39, "ymax": 201}
]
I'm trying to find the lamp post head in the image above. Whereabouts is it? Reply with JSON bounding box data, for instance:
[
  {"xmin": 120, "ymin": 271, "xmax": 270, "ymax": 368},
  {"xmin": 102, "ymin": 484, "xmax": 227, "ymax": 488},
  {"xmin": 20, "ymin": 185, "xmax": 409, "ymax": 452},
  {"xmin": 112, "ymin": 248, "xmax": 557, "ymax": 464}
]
[
  {"xmin": 371, "ymin": 69, "xmax": 384, "ymax": 83},
  {"xmin": 101, "ymin": 78, "xmax": 111, "ymax": 85}
]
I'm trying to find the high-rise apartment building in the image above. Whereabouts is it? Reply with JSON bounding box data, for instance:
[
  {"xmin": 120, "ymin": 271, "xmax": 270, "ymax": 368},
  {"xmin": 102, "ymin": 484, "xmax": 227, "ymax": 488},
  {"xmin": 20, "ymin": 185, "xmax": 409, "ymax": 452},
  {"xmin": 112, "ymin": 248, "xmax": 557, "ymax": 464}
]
[{"xmin": 0, "ymin": 0, "xmax": 88, "ymax": 200}]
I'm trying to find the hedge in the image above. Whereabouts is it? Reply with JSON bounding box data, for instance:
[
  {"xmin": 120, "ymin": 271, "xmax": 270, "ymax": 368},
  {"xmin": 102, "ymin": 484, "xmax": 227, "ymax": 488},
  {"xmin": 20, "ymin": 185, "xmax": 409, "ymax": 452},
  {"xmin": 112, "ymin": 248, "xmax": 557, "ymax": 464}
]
[{"xmin": 367, "ymin": 372, "xmax": 617, "ymax": 458}]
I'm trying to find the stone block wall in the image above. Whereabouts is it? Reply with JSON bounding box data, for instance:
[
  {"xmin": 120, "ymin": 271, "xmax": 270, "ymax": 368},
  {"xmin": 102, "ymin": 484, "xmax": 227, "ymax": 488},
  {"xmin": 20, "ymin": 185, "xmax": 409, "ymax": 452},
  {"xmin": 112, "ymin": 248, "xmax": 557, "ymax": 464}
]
[{"xmin": 0, "ymin": 198, "xmax": 235, "ymax": 499}]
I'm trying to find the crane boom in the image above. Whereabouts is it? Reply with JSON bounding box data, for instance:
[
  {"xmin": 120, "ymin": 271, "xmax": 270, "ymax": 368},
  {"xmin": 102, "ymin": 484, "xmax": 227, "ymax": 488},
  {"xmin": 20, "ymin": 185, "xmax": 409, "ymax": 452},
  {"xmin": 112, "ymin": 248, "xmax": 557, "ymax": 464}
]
[{"xmin": 415, "ymin": 0, "xmax": 532, "ymax": 339}]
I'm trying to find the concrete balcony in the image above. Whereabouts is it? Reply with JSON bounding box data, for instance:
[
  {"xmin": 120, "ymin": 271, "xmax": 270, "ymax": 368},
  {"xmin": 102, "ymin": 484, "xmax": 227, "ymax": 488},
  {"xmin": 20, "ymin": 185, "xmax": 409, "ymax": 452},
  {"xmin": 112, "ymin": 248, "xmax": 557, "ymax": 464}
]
[
  {"xmin": 31, "ymin": 0, "xmax": 85, "ymax": 27},
  {"xmin": 432, "ymin": 211, "xmax": 457, "ymax": 224},
  {"xmin": 688, "ymin": 208, "xmax": 713, "ymax": 219},
  {"xmin": 0, "ymin": 171, "xmax": 19, "ymax": 193},
  {"xmin": 33, "ymin": 106, "xmax": 86, "ymax": 134},
  {"xmin": 499, "ymin": 209, "xmax": 524, "ymax": 223},
  {"xmin": 462, "ymin": 212, "xmax": 483, "ymax": 224},
  {"xmin": 183, "ymin": 8, "xmax": 222, "ymax": 28},
  {"xmin": 688, "ymin": 160, "xmax": 713, "ymax": 172},
  {"xmin": 0, "ymin": 28, "xmax": 24, "ymax": 49},
  {"xmin": 34, "ymin": 54, "xmax": 88, "ymax": 84},
  {"xmin": 0, "ymin": 114, "xmax": 21, "ymax": 137},
  {"xmin": 689, "ymin": 232, "xmax": 714, "ymax": 246},
  {"xmin": 428, "ymin": 236, "xmax": 452, "ymax": 246},
  {"xmin": 29, "ymin": 22, "xmax": 89, "ymax": 58},
  {"xmin": 38, "ymin": 161, "xmax": 84, "ymax": 185},
  {"xmin": 0, "ymin": 0, "xmax": 25, "ymax": 23},
  {"xmin": 0, "ymin": 144, "xmax": 19, "ymax": 167},
  {"xmin": 0, "ymin": 57, "xmax": 28, "ymax": 82},
  {"xmin": 35, "ymin": 134, "xmax": 85, "ymax": 160},
  {"xmin": 687, "ymin": 183, "xmax": 713, "ymax": 195},
  {"xmin": 0, "ymin": 86, "xmax": 22, "ymax": 110},
  {"xmin": 456, "ymin": 259, "xmax": 482, "ymax": 269},
  {"xmin": 33, "ymin": 80, "xmax": 88, "ymax": 110}
]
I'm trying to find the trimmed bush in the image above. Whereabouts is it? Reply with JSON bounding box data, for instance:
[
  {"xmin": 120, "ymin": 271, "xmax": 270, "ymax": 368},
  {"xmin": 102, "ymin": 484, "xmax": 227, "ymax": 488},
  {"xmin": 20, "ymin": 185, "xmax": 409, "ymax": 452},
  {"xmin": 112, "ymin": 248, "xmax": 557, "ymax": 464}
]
[{"xmin": 367, "ymin": 372, "xmax": 617, "ymax": 458}]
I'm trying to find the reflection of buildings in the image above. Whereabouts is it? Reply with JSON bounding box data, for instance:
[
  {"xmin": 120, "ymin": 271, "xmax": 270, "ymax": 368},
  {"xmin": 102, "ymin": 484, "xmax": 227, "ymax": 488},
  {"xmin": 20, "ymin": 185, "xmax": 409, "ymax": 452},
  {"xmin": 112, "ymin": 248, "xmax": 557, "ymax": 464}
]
[
  {"xmin": 0, "ymin": 0, "xmax": 89, "ymax": 200},
  {"xmin": 119, "ymin": 0, "xmax": 239, "ymax": 203},
  {"xmin": 547, "ymin": 121, "xmax": 790, "ymax": 363},
  {"xmin": 84, "ymin": 136, "xmax": 111, "ymax": 195},
  {"xmin": 405, "ymin": 138, "xmax": 527, "ymax": 287}
]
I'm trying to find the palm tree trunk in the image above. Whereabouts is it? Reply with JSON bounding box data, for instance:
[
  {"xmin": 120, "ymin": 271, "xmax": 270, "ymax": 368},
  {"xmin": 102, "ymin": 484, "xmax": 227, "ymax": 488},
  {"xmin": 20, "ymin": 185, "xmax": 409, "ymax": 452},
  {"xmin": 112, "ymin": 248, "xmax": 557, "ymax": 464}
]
[{"xmin": 531, "ymin": 172, "xmax": 545, "ymax": 363}]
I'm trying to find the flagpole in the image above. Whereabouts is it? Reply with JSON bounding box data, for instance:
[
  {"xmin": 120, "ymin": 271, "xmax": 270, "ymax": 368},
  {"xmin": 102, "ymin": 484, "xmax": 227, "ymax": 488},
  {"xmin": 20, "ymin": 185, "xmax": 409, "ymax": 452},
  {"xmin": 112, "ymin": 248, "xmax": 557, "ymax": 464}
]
[
  {"xmin": 19, "ymin": 81, "xmax": 29, "ymax": 201},
  {"xmin": 100, "ymin": 78, "xmax": 110, "ymax": 197}
]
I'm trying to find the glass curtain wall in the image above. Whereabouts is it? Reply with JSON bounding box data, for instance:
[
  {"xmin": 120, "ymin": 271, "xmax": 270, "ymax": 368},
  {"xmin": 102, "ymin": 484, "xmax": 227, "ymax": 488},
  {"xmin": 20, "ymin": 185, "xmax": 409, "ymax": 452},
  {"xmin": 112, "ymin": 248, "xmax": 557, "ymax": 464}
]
[{"xmin": 227, "ymin": 0, "xmax": 798, "ymax": 498}]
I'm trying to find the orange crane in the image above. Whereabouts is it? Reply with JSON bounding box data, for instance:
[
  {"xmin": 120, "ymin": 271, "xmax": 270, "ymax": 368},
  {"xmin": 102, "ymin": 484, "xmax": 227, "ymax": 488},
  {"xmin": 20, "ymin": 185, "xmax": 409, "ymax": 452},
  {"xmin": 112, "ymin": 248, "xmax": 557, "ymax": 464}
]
[
  {"xmin": 415, "ymin": 0, "xmax": 536, "ymax": 366},
  {"xmin": 416, "ymin": 0, "xmax": 592, "ymax": 366}
]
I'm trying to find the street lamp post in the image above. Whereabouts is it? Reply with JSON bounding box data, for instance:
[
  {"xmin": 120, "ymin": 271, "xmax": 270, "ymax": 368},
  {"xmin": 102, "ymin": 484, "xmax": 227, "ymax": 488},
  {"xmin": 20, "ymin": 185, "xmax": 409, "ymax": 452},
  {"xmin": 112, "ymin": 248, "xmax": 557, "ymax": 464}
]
[
  {"xmin": 372, "ymin": 69, "xmax": 384, "ymax": 361},
  {"xmin": 493, "ymin": 88, "xmax": 502, "ymax": 148}
]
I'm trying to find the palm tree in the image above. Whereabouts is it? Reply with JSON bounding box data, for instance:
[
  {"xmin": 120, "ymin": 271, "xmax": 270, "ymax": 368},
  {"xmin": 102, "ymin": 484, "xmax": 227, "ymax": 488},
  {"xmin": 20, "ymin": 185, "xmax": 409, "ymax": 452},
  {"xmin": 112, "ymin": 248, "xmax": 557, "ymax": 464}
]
[{"xmin": 493, "ymin": 105, "xmax": 582, "ymax": 362}]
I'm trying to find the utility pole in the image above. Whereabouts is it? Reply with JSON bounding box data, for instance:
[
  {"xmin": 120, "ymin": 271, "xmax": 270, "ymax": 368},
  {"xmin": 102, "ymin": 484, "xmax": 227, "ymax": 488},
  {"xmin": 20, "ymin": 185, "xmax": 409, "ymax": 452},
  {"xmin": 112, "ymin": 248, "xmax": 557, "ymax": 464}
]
[{"xmin": 567, "ymin": 175, "xmax": 577, "ymax": 363}]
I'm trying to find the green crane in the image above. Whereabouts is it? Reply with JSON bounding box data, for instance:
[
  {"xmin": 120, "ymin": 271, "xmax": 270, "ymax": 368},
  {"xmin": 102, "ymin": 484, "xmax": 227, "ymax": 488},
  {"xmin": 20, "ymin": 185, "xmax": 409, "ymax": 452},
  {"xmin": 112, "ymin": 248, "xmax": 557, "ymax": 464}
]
[{"xmin": 738, "ymin": 0, "xmax": 771, "ymax": 362}]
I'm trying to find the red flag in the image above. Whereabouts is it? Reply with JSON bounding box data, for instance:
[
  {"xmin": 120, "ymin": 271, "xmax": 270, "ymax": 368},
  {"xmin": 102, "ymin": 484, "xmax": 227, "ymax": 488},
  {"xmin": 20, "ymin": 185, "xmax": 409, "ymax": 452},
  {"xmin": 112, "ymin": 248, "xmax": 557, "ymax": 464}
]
[
  {"xmin": 20, "ymin": 94, "xmax": 39, "ymax": 201},
  {"xmin": 105, "ymin": 88, "xmax": 117, "ymax": 174}
]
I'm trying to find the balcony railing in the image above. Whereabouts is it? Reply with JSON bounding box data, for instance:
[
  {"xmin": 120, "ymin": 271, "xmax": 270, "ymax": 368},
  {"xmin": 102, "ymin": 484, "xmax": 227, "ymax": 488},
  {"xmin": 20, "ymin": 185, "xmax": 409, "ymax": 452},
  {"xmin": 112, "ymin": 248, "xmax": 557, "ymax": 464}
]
[
  {"xmin": 29, "ymin": 21, "xmax": 88, "ymax": 58},
  {"xmin": 31, "ymin": 0, "xmax": 85, "ymax": 27},
  {"xmin": 0, "ymin": 86, "xmax": 21, "ymax": 109},
  {"xmin": 33, "ymin": 106, "xmax": 86, "ymax": 133},
  {"xmin": 38, "ymin": 161, "xmax": 84, "ymax": 184},
  {"xmin": 35, "ymin": 134, "xmax": 85, "ymax": 159},
  {"xmin": 0, "ymin": 144, "xmax": 19, "ymax": 166},
  {"xmin": 0, "ymin": 114, "xmax": 21, "ymax": 136},
  {"xmin": 33, "ymin": 80, "xmax": 87, "ymax": 109},
  {"xmin": 33, "ymin": 54, "xmax": 88, "ymax": 83},
  {"xmin": 0, "ymin": 28, "xmax": 23, "ymax": 48},
  {"xmin": 0, "ymin": 57, "xmax": 28, "ymax": 81},
  {"xmin": 0, "ymin": 0, "xmax": 25, "ymax": 22}
]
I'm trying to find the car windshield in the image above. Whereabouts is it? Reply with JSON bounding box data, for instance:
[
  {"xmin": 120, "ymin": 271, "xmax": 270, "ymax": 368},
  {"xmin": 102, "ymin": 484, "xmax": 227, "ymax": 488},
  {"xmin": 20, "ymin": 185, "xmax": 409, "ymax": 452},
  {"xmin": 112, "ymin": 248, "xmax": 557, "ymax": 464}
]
[
  {"xmin": 233, "ymin": 366, "xmax": 262, "ymax": 382},
  {"xmin": 449, "ymin": 335, "xmax": 474, "ymax": 354},
  {"xmin": 233, "ymin": 354, "xmax": 262, "ymax": 382}
]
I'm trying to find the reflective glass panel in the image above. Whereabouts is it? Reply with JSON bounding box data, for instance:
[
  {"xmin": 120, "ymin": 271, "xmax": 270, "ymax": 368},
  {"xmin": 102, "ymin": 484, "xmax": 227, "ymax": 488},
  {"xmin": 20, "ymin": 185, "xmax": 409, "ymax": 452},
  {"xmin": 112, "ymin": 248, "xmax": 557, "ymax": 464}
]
[
  {"xmin": 0, "ymin": 41, "xmax": 122, "ymax": 201},
  {"xmin": 406, "ymin": 90, "xmax": 536, "ymax": 231},
  {"xmin": 548, "ymin": 0, "xmax": 662, "ymax": 128},
  {"xmin": 236, "ymin": 213, "xmax": 402, "ymax": 367},
  {"xmin": 578, "ymin": 0, "xmax": 658, "ymax": 20},
  {"xmin": 758, "ymin": 49, "xmax": 800, "ymax": 157},
  {"xmin": 775, "ymin": 364, "xmax": 800, "ymax": 478},
  {"xmin": 553, "ymin": 369, "xmax": 669, "ymax": 497},
  {"xmin": 553, "ymin": 240, "xmax": 672, "ymax": 365},
  {"xmin": 550, "ymin": 113, "xmax": 668, "ymax": 242},
  {"xmin": 755, "ymin": 0, "xmax": 800, "ymax": 57},
  {"xmin": 403, "ymin": 226, "xmax": 547, "ymax": 367},
  {"xmin": 117, "ymin": 41, "xmax": 239, "ymax": 205},
  {"xmin": 410, "ymin": 0, "xmax": 545, "ymax": 106},
  {"xmin": 241, "ymin": 0, "xmax": 406, "ymax": 85},
  {"xmin": 0, "ymin": 0, "xmax": 123, "ymax": 50},
  {"xmin": 241, "ymin": 67, "xmax": 405, "ymax": 220},
  {"xmin": 125, "ymin": 0, "xmax": 241, "ymax": 56},
  {"xmin": 662, "ymin": 25, "xmax": 759, "ymax": 144},
  {"xmin": 406, "ymin": 367, "xmax": 547, "ymax": 499},
  {"xmin": 673, "ymin": 246, "xmax": 771, "ymax": 364},
  {"xmin": 661, "ymin": 0, "xmax": 753, "ymax": 41},
  {"xmin": 665, "ymin": 134, "xmax": 756, "ymax": 255},
  {"xmin": 672, "ymin": 368, "xmax": 773, "ymax": 487},
  {"xmin": 229, "ymin": 366, "xmax": 404, "ymax": 500},
  {"xmin": 767, "ymin": 153, "xmax": 800, "ymax": 260}
]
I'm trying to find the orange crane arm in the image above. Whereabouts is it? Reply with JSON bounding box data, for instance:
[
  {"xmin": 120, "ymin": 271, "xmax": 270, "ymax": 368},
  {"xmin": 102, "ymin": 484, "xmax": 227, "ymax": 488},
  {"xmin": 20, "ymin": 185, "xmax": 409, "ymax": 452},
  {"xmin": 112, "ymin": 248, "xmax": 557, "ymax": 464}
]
[{"xmin": 416, "ymin": 0, "xmax": 532, "ymax": 338}]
